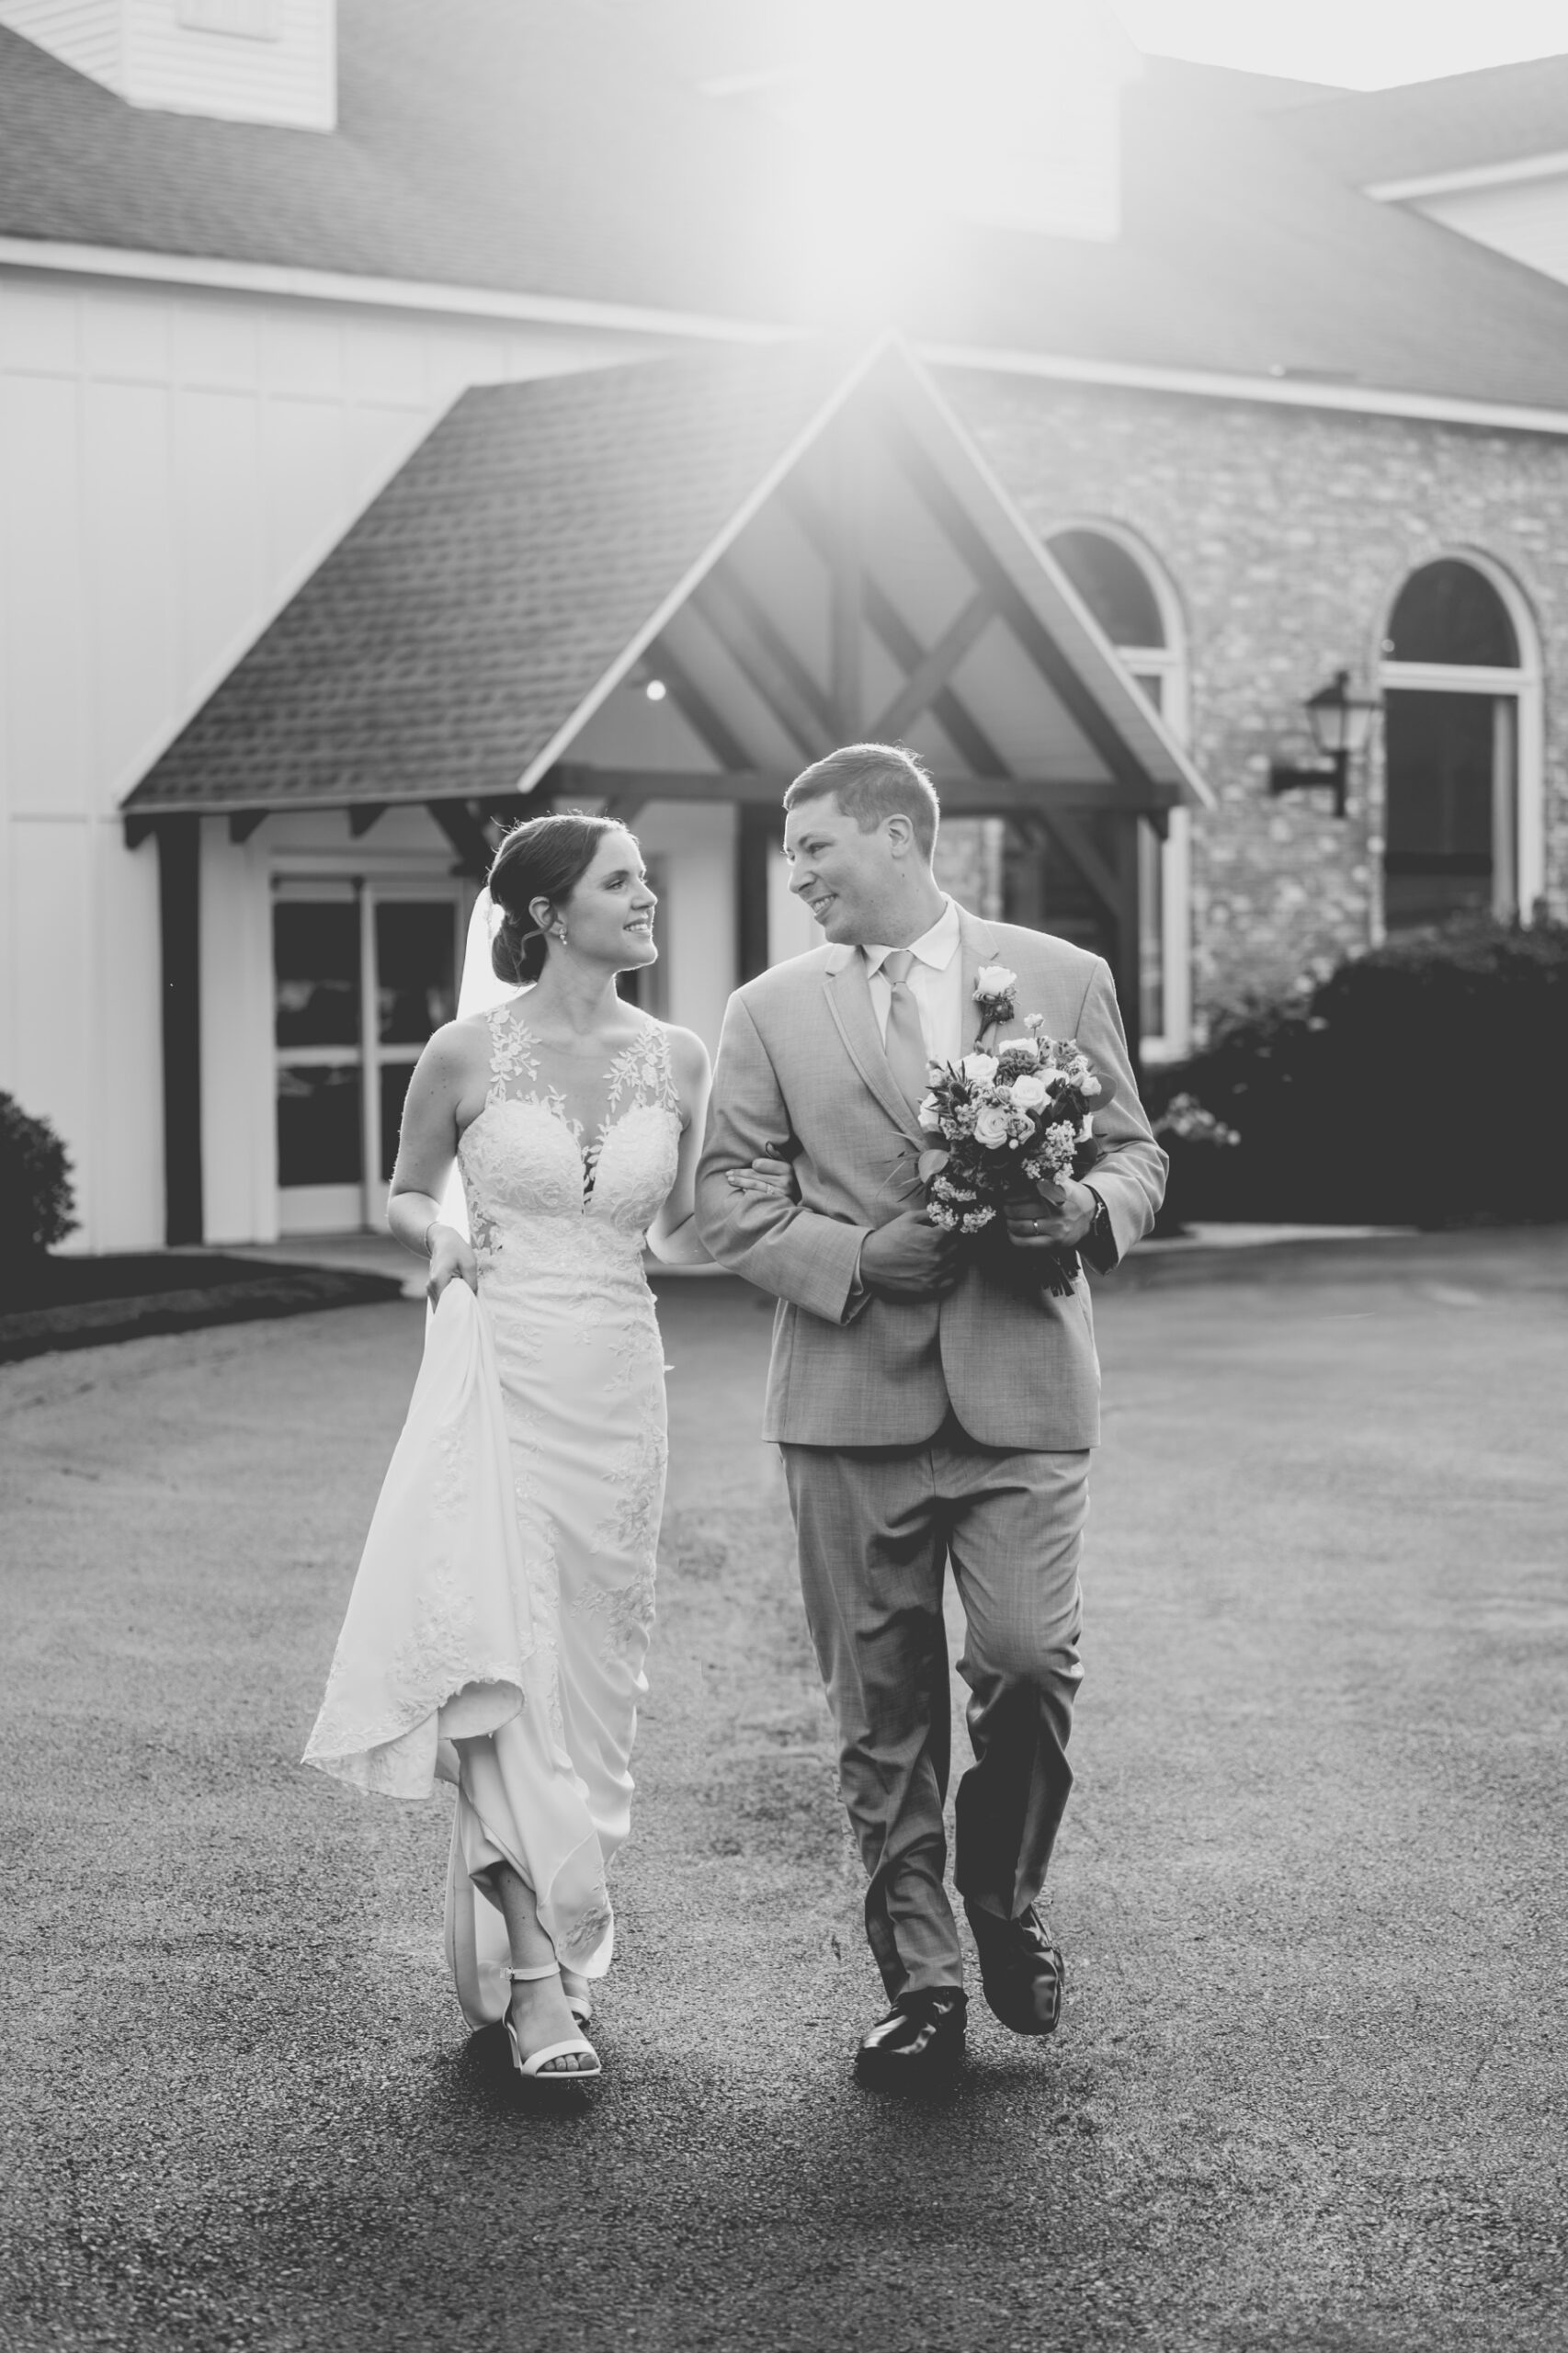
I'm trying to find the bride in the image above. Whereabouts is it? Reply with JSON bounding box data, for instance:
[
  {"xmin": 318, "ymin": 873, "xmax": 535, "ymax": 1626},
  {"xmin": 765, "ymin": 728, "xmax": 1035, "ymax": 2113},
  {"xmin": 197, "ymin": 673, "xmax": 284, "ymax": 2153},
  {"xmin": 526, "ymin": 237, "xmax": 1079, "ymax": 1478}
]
[{"xmin": 304, "ymin": 812, "xmax": 788, "ymax": 2087}]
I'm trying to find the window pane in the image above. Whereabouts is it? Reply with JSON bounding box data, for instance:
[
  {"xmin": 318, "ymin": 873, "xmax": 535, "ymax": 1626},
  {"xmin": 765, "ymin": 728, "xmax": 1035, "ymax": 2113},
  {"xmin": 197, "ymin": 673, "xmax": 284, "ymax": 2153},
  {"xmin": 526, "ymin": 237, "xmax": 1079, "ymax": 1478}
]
[
  {"xmin": 376, "ymin": 902, "xmax": 457, "ymax": 1045},
  {"xmin": 274, "ymin": 902, "xmax": 360, "ymax": 1048},
  {"xmin": 1049, "ymin": 529, "xmax": 1165, "ymax": 648},
  {"xmin": 1383, "ymin": 690, "xmax": 1495, "ymax": 931},
  {"xmin": 1385, "ymin": 561, "xmax": 1518, "ymax": 666},
  {"xmin": 277, "ymin": 1063, "xmax": 362, "ymax": 1187},
  {"xmin": 380, "ymin": 1059, "xmax": 415, "ymax": 1181}
]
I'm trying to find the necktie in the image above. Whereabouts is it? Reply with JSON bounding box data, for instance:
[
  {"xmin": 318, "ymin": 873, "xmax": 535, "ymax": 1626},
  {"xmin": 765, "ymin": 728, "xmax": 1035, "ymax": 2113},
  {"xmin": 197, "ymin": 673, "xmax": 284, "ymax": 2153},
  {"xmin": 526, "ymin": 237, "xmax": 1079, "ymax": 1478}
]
[{"xmin": 881, "ymin": 949, "xmax": 931, "ymax": 1117}]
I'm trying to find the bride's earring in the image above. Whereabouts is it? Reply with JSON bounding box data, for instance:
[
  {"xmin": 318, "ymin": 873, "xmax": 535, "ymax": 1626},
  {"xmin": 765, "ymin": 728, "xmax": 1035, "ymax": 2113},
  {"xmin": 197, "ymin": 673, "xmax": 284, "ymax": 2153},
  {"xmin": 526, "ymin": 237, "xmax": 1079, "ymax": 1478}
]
[{"xmin": 553, "ymin": 923, "xmax": 568, "ymax": 946}]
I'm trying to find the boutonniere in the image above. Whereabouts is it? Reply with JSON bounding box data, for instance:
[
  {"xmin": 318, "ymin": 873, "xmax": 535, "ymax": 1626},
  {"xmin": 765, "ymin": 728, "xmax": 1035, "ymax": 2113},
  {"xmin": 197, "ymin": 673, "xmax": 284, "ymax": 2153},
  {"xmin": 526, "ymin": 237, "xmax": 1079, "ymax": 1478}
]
[{"xmin": 972, "ymin": 964, "xmax": 1018, "ymax": 1036}]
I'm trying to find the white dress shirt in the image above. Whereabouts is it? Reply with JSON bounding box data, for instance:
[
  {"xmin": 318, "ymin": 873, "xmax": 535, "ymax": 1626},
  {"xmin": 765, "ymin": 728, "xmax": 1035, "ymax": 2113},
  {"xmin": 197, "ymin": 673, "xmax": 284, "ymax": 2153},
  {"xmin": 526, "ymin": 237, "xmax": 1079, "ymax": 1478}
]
[{"xmin": 862, "ymin": 896, "xmax": 964, "ymax": 1073}]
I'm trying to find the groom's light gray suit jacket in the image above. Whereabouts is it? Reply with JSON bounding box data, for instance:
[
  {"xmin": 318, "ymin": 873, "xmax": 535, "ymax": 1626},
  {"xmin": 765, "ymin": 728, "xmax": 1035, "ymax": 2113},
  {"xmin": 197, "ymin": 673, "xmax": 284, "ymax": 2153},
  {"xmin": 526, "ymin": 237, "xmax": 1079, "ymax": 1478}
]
[{"xmin": 695, "ymin": 906, "xmax": 1166, "ymax": 1450}]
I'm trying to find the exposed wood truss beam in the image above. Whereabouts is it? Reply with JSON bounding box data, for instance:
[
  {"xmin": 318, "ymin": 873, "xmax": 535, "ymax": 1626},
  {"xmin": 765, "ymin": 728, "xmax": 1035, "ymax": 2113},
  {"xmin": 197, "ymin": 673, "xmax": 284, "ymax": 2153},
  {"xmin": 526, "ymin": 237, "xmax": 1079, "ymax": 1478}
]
[
  {"xmin": 348, "ymin": 803, "xmax": 387, "ymax": 838},
  {"xmin": 645, "ymin": 640, "xmax": 756, "ymax": 774},
  {"xmin": 880, "ymin": 408, "xmax": 1149, "ymax": 797},
  {"xmin": 869, "ymin": 591, "xmax": 993, "ymax": 741},
  {"xmin": 780, "ymin": 475, "xmax": 1006, "ymax": 774},
  {"xmin": 704, "ymin": 565, "xmax": 839, "ymax": 745},
  {"xmin": 691, "ymin": 582, "xmax": 832, "ymax": 763},
  {"xmin": 427, "ymin": 800, "xmax": 498, "ymax": 875}
]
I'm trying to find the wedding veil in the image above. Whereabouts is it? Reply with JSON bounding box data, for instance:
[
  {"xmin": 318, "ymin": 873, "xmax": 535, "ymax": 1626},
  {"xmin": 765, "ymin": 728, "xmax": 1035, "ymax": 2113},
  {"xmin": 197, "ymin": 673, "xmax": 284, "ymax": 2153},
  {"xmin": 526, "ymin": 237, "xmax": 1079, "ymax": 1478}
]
[{"xmin": 438, "ymin": 886, "xmax": 519, "ymax": 1239}]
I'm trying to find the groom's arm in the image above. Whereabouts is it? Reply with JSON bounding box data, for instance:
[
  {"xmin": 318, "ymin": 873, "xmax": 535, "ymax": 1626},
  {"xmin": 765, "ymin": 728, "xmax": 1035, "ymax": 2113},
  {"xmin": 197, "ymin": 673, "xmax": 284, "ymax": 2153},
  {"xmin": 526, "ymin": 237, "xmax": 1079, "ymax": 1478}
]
[
  {"xmin": 696, "ymin": 992, "xmax": 871, "ymax": 1326},
  {"xmin": 1073, "ymin": 959, "xmax": 1167, "ymax": 1268}
]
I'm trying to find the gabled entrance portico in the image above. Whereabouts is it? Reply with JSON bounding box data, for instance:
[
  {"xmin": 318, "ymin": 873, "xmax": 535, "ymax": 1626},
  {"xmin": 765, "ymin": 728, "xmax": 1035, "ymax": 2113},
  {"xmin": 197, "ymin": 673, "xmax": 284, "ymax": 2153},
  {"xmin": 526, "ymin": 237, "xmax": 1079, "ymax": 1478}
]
[{"xmin": 124, "ymin": 337, "xmax": 1208, "ymax": 1245}]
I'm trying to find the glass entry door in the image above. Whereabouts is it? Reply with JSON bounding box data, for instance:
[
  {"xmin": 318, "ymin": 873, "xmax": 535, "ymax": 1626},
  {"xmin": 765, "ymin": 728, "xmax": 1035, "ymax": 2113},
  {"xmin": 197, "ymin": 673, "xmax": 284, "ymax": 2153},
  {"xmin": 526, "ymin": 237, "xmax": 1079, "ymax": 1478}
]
[{"xmin": 273, "ymin": 881, "xmax": 463, "ymax": 1233}]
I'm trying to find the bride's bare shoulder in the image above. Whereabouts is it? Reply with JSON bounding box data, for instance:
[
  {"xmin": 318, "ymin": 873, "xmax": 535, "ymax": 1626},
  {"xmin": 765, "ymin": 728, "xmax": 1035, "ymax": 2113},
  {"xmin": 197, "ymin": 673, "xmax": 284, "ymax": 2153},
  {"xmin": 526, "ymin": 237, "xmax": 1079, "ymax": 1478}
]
[
  {"xmin": 652, "ymin": 1021, "xmax": 710, "ymax": 1092},
  {"xmin": 422, "ymin": 1006, "xmax": 506, "ymax": 1080}
]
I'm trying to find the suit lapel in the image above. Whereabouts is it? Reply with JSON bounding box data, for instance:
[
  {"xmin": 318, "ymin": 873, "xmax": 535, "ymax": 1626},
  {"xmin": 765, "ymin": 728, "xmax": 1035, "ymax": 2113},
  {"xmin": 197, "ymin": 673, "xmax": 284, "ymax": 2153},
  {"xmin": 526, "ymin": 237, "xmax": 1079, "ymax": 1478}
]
[
  {"xmin": 957, "ymin": 907, "xmax": 1005, "ymax": 1054},
  {"xmin": 823, "ymin": 948, "xmax": 930, "ymax": 1150}
]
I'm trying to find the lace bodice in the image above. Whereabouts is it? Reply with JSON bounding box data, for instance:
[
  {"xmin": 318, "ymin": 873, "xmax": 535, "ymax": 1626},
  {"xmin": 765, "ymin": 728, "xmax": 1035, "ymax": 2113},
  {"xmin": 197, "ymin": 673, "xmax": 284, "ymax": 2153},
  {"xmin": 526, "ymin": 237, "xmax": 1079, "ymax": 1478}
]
[{"xmin": 457, "ymin": 1001, "xmax": 682, "ymax": 1274}]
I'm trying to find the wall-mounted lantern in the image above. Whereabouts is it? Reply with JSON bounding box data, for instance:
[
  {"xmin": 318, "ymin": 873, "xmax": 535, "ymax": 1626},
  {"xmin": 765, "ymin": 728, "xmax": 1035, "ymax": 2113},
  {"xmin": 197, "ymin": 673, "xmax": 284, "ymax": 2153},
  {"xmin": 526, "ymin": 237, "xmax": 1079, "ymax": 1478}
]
[{"xmin": 1268, "ymin": 670, "xmax": 1381, "ymax": 819}]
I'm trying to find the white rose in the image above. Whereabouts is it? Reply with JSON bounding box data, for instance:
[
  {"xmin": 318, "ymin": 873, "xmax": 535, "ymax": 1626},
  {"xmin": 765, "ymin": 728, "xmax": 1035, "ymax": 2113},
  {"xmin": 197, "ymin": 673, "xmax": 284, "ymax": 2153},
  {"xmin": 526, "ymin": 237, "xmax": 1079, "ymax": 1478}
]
[
  {"xmin": 1081, "ymin": 1074, "xmax": 1101, "ymax": 1097},
  {"xmin": 975, "ymin": 965, "xmax": 1017, "ymax": 998},
  {"xmin": 960, "ymin": 1051, "xmax": 998, "ymax": 1084},
  {"xmin": 1010, "ymin": 1073, "xmax": 1049, "ymax": 1110},
  {"xmin": 973, "ymin": 1104, "xmax": 1010, "ymax": 1147},
  {"xmin": 917, "ymin": 1092, "xmax": 942, "ymax": 1131},
  {"xmin": 998, "ymin": 1035, "xmax": 1040, "ymax": 1062}
]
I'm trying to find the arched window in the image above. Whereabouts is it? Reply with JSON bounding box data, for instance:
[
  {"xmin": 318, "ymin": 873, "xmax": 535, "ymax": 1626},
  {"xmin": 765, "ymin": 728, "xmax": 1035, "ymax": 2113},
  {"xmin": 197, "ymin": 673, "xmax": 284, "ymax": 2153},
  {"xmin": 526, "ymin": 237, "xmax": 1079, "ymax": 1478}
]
[
  {"xmin": 1047, "ymin": 524, "xmax": 1189, "ymax": 1059},
  {"xmin": 1377, "ymin": 555, "xmax": 1541, "ymax": 933}
]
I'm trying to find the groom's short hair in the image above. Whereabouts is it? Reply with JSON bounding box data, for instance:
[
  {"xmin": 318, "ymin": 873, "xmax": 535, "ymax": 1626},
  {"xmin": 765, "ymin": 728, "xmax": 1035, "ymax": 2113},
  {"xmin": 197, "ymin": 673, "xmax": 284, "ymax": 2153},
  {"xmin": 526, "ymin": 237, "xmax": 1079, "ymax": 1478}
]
[{"xmin": 784, "ymin": 743, "xmax": 940, "ymax": 859}]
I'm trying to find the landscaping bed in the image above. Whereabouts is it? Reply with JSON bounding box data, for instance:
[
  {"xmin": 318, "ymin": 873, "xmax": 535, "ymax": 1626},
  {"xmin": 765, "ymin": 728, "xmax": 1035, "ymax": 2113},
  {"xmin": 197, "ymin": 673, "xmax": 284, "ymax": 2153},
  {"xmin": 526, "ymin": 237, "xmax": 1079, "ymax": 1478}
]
[{"xmin": 0, "ymin": 1251, "xmax": 404, "ymax": 1363}]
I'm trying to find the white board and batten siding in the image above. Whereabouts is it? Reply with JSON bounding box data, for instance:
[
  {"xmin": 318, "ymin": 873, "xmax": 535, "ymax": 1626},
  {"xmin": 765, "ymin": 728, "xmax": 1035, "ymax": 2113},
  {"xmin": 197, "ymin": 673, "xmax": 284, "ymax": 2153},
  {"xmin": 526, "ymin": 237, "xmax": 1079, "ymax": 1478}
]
[
  {"xmin": 0, "ymin": 261, "xmax": 662, "ymax": 1250},
  {"xmin": 0, "ymin": 0, "xmax": 336, "ymax": 131}
]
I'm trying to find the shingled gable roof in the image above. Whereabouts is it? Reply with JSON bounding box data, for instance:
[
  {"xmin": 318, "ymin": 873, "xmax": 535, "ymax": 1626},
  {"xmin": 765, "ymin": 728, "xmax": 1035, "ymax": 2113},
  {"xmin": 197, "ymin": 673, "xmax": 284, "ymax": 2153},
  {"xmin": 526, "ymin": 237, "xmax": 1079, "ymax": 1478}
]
[
  {"xmin": 126, "ymin": 342, "xmax": 849, "ymax": 815},
  {"xmin": 0, "ymin": 0, "xmax": 800, "ymax": 322},
  {"xmin": 915, "ymin": 60, "xmax": 1568, "ymax": 407},
  {"xmin": 123, "ymin": 338, "xmax": 1209, "ymax": 821},
  {"xmin": 1286, "ymin": 51, "xmax": 1568, "ymax": 189},
  {"xmin": 13, "ymin": 10, "xmax": 1568, "ymax": 413}
]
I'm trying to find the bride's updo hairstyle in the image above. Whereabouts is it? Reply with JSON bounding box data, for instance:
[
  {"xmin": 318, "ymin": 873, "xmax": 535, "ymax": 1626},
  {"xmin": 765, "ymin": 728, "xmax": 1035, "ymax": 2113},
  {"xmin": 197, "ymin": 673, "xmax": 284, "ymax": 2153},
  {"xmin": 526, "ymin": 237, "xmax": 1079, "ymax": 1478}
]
[{"xmin": 487, "ymin": 811, "xmax": 625, "ymax": 984}]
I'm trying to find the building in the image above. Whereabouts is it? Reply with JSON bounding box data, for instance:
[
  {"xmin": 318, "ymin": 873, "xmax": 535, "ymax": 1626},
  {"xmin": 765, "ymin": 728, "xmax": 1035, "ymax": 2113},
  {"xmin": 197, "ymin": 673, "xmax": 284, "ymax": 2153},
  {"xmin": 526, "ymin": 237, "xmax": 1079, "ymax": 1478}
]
[{"xmin": 2, "ymin": 2, "xmax": 1566, "ymax": 1253}]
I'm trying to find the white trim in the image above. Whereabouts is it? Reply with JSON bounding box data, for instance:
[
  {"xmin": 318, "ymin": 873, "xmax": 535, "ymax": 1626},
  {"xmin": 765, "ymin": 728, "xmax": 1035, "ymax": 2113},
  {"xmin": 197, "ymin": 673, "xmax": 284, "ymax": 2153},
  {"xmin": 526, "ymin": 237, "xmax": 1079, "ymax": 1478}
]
[
  {"xmin": 1377, "ymin": 661, "xmax": 1531, "ymax": 693},
  {"xmin": 1368, "ymin": 151, "xmax": 1568, "ymax": 204},
  {"xmin": 9, "ymin": 236, "xmax": 1566, "ymax": 435},
  {"xmin": 920, "ymin": 340, "xmax": 1568, "ymax": 439},
  {"xmin": 0, "ymin": 235, "xmax": 796, "ymax": 345}
]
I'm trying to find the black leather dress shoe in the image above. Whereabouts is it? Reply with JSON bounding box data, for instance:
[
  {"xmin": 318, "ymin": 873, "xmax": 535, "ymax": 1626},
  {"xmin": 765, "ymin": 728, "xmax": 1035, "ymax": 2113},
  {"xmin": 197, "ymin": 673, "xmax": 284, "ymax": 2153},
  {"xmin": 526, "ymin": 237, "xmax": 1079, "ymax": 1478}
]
[
  {"xmin": 855, "ymin": 1988, "xmax": 967, "ymax": 2084},
  {"xmin": 965, "ymin": 1902, "xmax": 1065, "ymax": 2038}
]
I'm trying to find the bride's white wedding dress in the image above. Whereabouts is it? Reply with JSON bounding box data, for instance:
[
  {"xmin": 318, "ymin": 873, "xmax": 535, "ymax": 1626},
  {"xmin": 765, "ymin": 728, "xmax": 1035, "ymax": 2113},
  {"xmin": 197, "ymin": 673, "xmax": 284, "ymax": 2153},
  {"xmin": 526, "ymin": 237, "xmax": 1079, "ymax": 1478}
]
[{"xmin": 305, "ymin": 994, "xmax": 681, "ymax": 2029}]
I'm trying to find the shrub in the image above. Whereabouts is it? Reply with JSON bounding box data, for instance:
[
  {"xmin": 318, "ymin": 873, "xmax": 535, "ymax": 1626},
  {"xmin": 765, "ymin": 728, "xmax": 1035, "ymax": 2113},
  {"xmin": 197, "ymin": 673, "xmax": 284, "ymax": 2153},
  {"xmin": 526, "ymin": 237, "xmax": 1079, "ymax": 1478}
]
[
  {"xmin": 0, "ymin": 1092, "xmax": 78, "ymax": 1267},
  {"xmin": 1147, "ymin": 917, "xmax": 1568, "ymax": 1227},
  {"xmin": 1150, "ymin": 1093, "xmax": 1240, "ymax": 1236}
]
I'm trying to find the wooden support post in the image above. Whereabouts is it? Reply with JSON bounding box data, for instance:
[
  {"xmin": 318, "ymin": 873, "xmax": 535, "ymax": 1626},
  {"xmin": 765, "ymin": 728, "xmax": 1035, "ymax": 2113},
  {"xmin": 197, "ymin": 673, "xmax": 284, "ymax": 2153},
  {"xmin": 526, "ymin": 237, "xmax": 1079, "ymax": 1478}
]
[
  {"xmin": 155, "ymin": 816, "xmax": 203, "ymax": 1247},
  {"xmin": 737, "ymin": 802, "xmax": 778, "ymax": 984},
  {"xmin": 228, "ymin": 810, "xmax": 267, "ymax": 846},
  {"xmin": 1112, "ymin": 813, "xmax": 1143, "ymax": 1071}
]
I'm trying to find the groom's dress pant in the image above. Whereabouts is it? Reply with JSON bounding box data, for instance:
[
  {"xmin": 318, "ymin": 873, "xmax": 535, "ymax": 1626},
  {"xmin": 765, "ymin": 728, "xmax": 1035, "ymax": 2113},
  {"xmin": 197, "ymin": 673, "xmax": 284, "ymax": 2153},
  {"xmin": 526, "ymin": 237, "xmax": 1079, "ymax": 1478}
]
[{"xmin": 781, "ymin": 1419, "xmax": 1087, "ymax": 2001}]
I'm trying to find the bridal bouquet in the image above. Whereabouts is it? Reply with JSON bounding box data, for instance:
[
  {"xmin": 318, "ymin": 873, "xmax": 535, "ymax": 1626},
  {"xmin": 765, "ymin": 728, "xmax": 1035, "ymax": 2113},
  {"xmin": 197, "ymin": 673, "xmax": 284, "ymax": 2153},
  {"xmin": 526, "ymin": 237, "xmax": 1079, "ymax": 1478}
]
[{"xmin": 916, "ymin": 973, "xmax": 1102, "ymax": 1296}]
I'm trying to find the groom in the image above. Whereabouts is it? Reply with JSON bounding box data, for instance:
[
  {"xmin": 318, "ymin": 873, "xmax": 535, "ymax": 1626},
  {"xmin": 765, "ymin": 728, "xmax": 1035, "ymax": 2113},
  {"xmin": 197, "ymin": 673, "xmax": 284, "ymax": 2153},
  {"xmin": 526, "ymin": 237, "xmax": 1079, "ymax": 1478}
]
[{"xmin": 696, "ymin": 744, "xmax": 1165, "ymax": 2084}]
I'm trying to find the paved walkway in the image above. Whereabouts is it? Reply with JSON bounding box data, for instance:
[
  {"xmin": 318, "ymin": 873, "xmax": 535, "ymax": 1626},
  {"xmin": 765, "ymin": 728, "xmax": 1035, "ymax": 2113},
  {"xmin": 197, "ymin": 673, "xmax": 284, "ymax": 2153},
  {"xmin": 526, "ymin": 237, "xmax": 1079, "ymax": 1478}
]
[{"xmin": 2, "ymin": 1233, "xmax": 1564, "ymax": 2351}]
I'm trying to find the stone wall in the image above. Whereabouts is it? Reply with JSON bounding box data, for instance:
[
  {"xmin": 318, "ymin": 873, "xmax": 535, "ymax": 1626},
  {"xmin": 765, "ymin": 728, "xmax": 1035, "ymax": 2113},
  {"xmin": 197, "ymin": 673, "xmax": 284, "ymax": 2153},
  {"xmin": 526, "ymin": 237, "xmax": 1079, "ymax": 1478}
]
[{"xmin": 942, "ymin": 370, "xmax": 1568, "ymax": 1024}]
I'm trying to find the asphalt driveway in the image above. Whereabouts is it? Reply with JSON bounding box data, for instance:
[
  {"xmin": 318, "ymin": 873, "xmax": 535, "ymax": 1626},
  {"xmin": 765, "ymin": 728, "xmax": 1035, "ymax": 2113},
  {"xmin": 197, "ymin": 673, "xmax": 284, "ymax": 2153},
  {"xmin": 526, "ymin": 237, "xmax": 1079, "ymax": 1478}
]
[{"xmin": 1, "ymin": 1231, "xmax": 1564, "ymax": 2351}]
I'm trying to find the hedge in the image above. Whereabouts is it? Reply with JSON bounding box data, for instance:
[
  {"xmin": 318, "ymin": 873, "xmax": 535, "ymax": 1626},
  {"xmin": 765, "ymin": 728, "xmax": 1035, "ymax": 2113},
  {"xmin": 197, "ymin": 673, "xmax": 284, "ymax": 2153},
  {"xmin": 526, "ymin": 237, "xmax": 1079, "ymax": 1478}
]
[{"xmin": 1146, "ymin": 917, "xmax": 1568, "ymax": 1228}]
